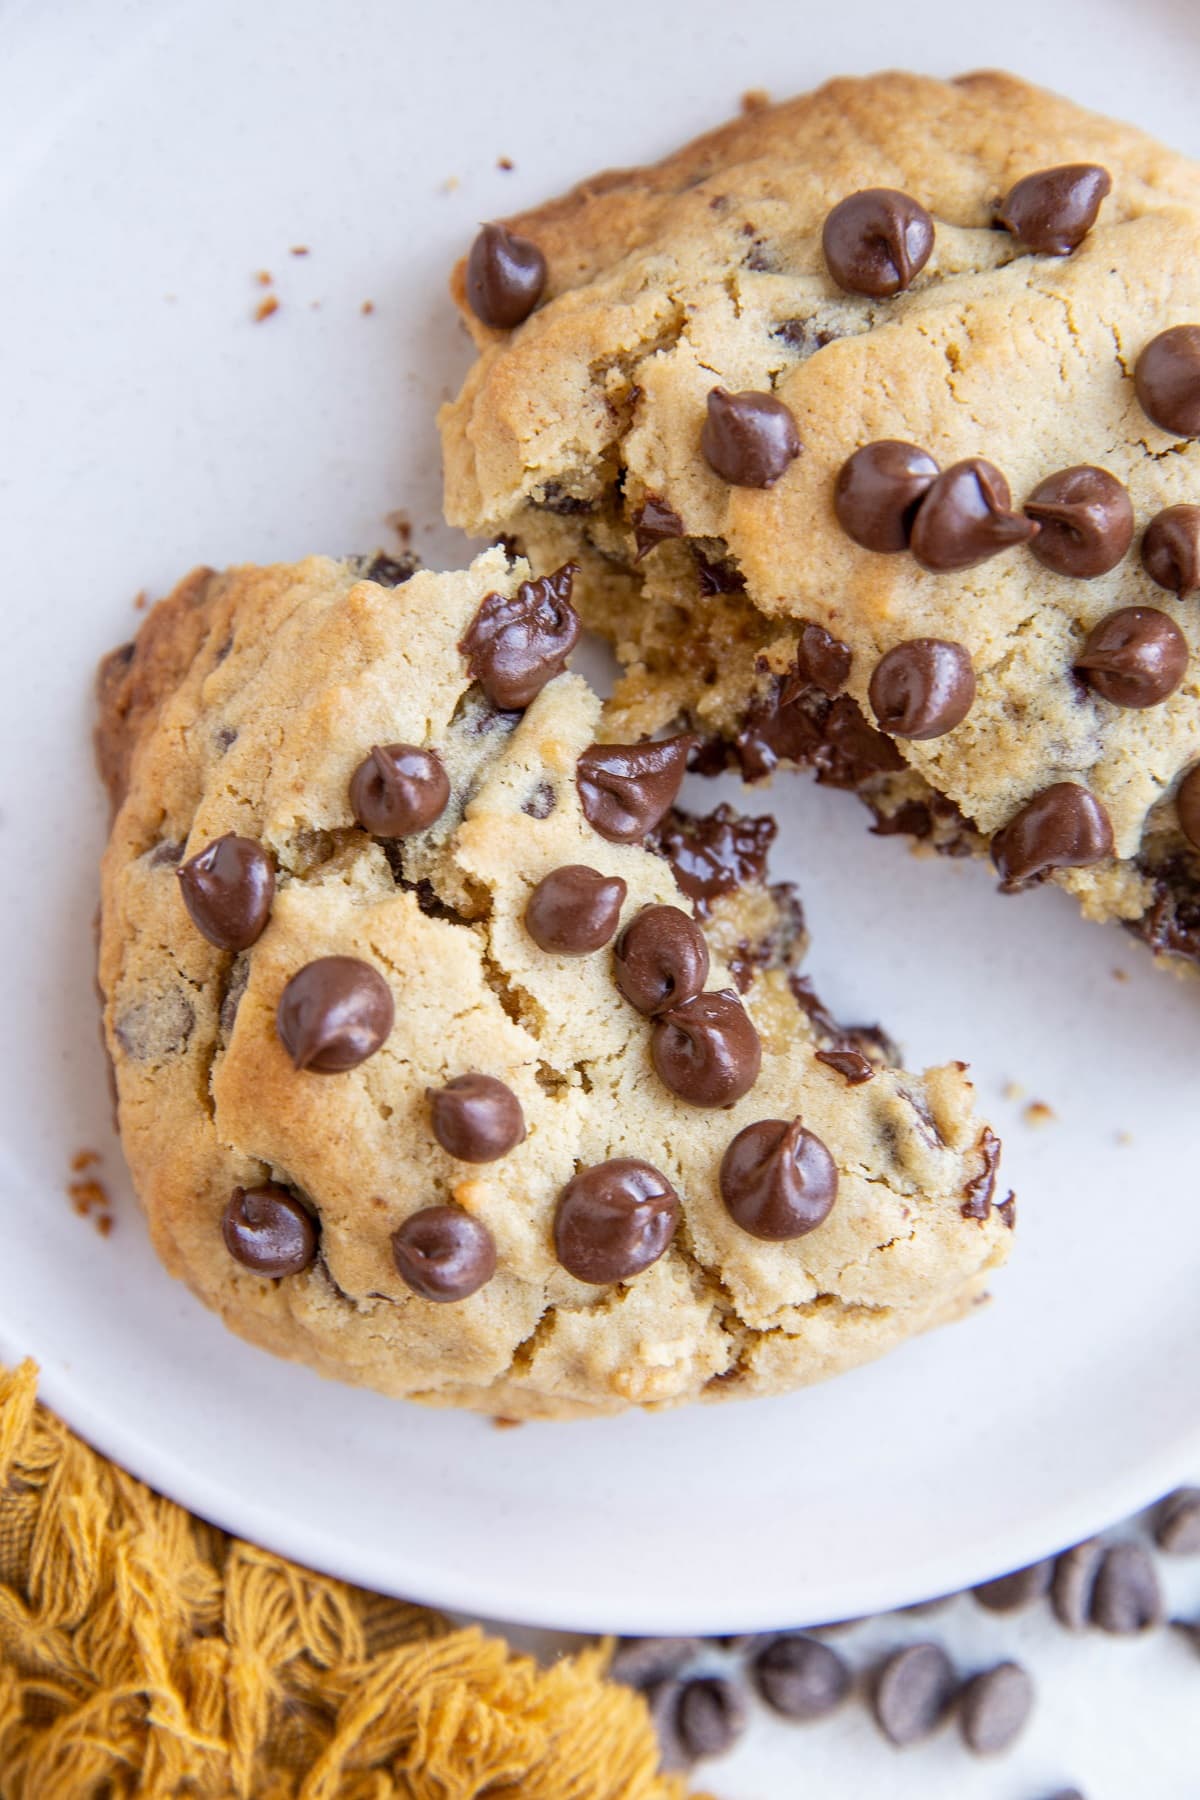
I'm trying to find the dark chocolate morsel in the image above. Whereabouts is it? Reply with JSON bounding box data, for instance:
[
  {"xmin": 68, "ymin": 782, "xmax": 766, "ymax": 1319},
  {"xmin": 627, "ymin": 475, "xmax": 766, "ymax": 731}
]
[
  {"xmin": 672, "ymin": 1676, "xmax": 748, "ymax": 1762},
  {"xmin": 554, "ymin": 1158, "xmax": 680, "ymax": 1283},
  {"xmin": 222, "ymin": 1185, "xmax": 316, "ymax": 1276},
  {"xmin": 460, "ymin": 564, "xmax": 580, "ymax": 709},
  {"xmin": 835, "ymin": 440, "xmax": 939, "ymax": 552},
  {"xmin": 751, "ymin": 1635, "xmax": 851, "ymax": 1721},
  {"xmin": 525, "ymin": 865, "xmax": 627, "ymax": 954},
  {"xmin": 973, "ymin": 1559, "xmax": 1054, "ymax": 1613},
  {"xmin": 428, "ymin": 1073, "xmax": 525, "ymax": 1162},
  {"xmin": 958, "ymin": 1661, "xmax": 1035, "ymax": 1755},
  {"xmin": 992, "ymin": 784, "xmax": 1114, "ymax": 889},
  {"xmin": 1090, "ymin": 1543, "xmax": 1163, "ymax": 1634},
  {"xmin": 178, "ymin": 835, "xmax": 275, "ymax": 950},
  {"xmin": 871, "ymin": 1642, "xmax": 956, "ymax": 1746},
  {"xmin": 1154, "ymin": 1487, "xmax": 1200, "ymax": 1555},
  {"xmin": 465, "ymin": 222, "xmax": 547, "ymax": 328},
  {"xmin": 613, "ymin": 905, "xmax": 710, "ymax": 1015},
  {"xmin": 1075, "ymin": 606, "xmax": 1188, "ymax": 708},
  {"xmin": 633, "ymin": 495, "xmax": 685, "ymax": 558},
  {"xmin": 391, "ymin": 1204, "xmax": 496, "ymax": 1301},
  {"xmin": 349, "ymin": 744, "xmax": 451, "ymax": 837},
  {"xmin": 996, "ymin": 164, "xmax": 1111, "ymax": 254},
  {"xmin": 1135, "ymin": 326, "xmax": 1200, "ymax": 437},
  {"xmin": 701, "ymin": 387, "xmax": 801, "ymax": 488},
  {"xmin": 1024, "ymin": 466, "xmax": 1134, "ymax": 578},
  {"xmin": 577, "ymin": 735, "xmax": 695, "ymax": 843},
  {"xmin": 651, "ymin": 990, "xmax": 761, "ymax": 1107},
  {"xmin": 868, "ymin": 639, "xmax": 976, "ymax": 739},
  {"xmin": 720, "ymin": 1118, "xmax": 838, "ymax": 1238},
  {"xmin": 276, "ymin": 956, "xmax": 394, "ymax": 1071},
  {"xmin": 1052, "ymin": 1540, "xmax": 1105, "ymax": 1631},
  {"xmin": 815, "ymin": 1046, "xmax": 875, "ymax": 1084},
  {"xmin": 910, "ymin": 459, "xmax": 1038, "ymax": 571},
  {"xmin": 822, "ymin": 188, "xmax": 934, "ymax": 296},
  {"xmin": 1142, "ymin": 504, "xmax": 1200, "ymax": 596},
  {"xmin": 1178, "ymin": 765, "xmax": 1200, "ymax": 850},
  {"xmin": 655, "ymin": 805, "xmax": 776, "ymax": 915},
  {"xmin": 608, "ymin": 1638, "xmax": 704, "ymax": 1690}
]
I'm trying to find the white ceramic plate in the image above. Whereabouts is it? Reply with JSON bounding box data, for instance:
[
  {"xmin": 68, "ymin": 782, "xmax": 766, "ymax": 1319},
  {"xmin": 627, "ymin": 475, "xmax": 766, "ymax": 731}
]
[{"xmin": 2, "ymin": 0, "xmax": 1199, "ymax": 1635}]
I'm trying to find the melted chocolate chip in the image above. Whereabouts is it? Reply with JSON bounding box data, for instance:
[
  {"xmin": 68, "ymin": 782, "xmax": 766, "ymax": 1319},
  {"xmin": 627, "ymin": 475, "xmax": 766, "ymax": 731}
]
[
  {"xmin": 222, "ymin": 1185, "xmax": 316, "ymax": 1276},
  {"xmin": 576, "ymin": 735, "xmax": 695, "ymax": 843},
  {"xmin": 693, "ymin": 548, "xmax": 746, "ymax": 595},
  {"xmin": 361, "ymin": 552, "xmax": 419, "ymax": 587},
  {"xmin": 177, "ymin": 834, "xmax": 275, "ymax": 951},
  {"xmin": 869, "ymin": 639, "xmax": 976, "ymax": 739},
  {"xmin": 525, "ymin": 866, "xmax": 626, "ymax": 954},
  {"xmin": 816, "ymin": 1047, "xmax": 875, "ymax": 1084},
  {"xmin": 701, "ymin": 388, "xmax": 800, "ymax": 488},
  {"xmin": 1142, "ymin": 504, "xmax": 1200, "ymax": 596},
  {"xmin": 835, "ymin": 441, "xmax": 939, "ymax": 552},
  {"xmin": 655, "ymin": 805, "xmax": 776, "ymax": 915},
  {"xmin": 428, "ymin": 1073, "xmax": 525, "ymax": 1162},
  {"xmin": 1135, "ymin": 326, "xmax": 1200, "ymax": 436},
  {"xmin": 720, "ymin": 1117, "xmax": 838, "ymax": 1238},
  {"xmin": 391, "ymin": 1204, "xmax": 496, "ymax": 1301},
  {"xmin": 1177, "ymin": 765, "xmax": 1200, "ymax": 850},
  {"xmin": 962, "ymin": 1127, "xmax": 1001, "ymax": 1220},
  {"xmin": 996, "ymin": 164, "xmax": 1111, "ymax": 253},
  {"xmin": 465, "ymin": 222, "xmax": 547, "ymax": 329},
  {"xmin": 652, "ymin": 990, "xmax": 761, "ymax": 1107},
  {"xmin": 1135, "ymin": 853, "xmax": 1200, "ymax": 961},
  {"xmin": 795, "ymin": 622, "xmax": 853, "ymax": 694},
  {"xmin": 1025, "ymin": 466, "xmax": 1134, "ymax": 578},
  {"xmin": 992, "ymin": 784, "xmax": 1114, "ymax": 890},
  {"xmin": 276, "ymin": 956, "xmax": 394, "ymax": 1071},
  {"xmin": 614, "ymin": 905, "xmax": 710, "ymax": 1015},
  {"xmin": 460, "ymin": 565, "xmax": 580, "ymax": 709},
  {"xmin": 822, "ymin": 188, "xmax": 934, "ymax": 296},
  {"xmin": 349, "ymin": 745, "xmax": 450, "ymax": 837},
  {"xmin": 736, "ymin": 678, "xmax": 904, "ymax": 786},
  {"xmin": 554, "ymin": 1158, "xmax": 679, "ymax": 1283},
  {"xmin": 1075, "ymin": 606, "xmax": 1188, "ymax": 707},
  {"xmin": 633, "ymin": 495, "xmax": 685, "ymax": 558},
  {"xmin": 910, "ymin": 459, "xmax": 1038, "ymax": 571}
]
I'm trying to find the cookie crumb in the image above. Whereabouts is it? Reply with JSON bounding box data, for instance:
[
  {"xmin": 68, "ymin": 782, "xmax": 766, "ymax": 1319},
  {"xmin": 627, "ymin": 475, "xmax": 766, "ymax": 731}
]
[
  {"xmin": 1112, "ymin": 966, "xmax": 1129, "ymax": 982},
  {"xmin": 70, "ymin": 1149, "xmax": 100, "ymax": 1173},
  {"xmin": 255, "ymin": 270, "xmax": 273, "ymax": 288},
  {"xmin": 741, "ymin": 88, "xmax": 770, "ymax": 113},
  {"xmin": 361, "ymin": 300, "xmax": 375, "ymax": 316},
  {"xmin": 254, "ymin": 295, "xmax": 280, "ymax": 323},
  {"xmin": 385, "ymin": 509, "xmax": 412, "ymax": 547},
  {"xmin": 1023, "ymin": 1100, "xmax": 1055, "ymax": 1128},
  {"xmin": 492, "ymin": 1416, "xmax": 522, "ymax": 1430},
  {"xmin": 133, "ymin": 589, "xmax": 149, "ymax": 612},
  {"xmin": 290, "ymin": 245, "xmax": 310, "ymax": 256},
  {"xmin": 439, "ymin": 175, "xmax": 460, "ymax": 194},
  {"xmin": 1002, "ymin": 1079, "xmax": 1025, "ymax": 1103},
  {"xmin": 497, "ymin": 156, "xmax": 514, "ymax": 172},
  {"xmin": 1116, "ymin": 1129, "xmax": 1133, "ymax": 1146},
  {"xmin": 67, "ymin": 1174, "xmax": 114, "ymax": 1237}
]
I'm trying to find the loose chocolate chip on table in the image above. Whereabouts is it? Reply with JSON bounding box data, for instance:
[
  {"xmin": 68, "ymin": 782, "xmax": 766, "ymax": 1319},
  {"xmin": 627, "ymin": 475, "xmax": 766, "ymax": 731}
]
[
  {"xmin": 652, "ymin": 990, "xmax": 761, "ymax": 1107},
  {"xmin": 910, "ymin": 459, "xmax": 1038, "ymax": 571},
  {"xmin": 222, "ymin": 1185, "xmax": 316, "ymax": 1276},
  {"xmin": 613, "ymin": 905, "xmax": 710, "ymax": 1015},
  {"xmin": 1142, "ymin": 504, "xmax": 1200, "ymax": 596},
  {"xmin": 349, "ymin": 745, "xmax": 451, "ymax": 837},
  {"xmin": 178, "ymin": 834, "xmax": 275, "ymax": 950},
  {"xmin": 276, "ymin": 956, "xmax": 394, "ymax": 1072},
  {"xmin": 992, "ymin": 784, "xmax": 1114, "ymax": 890},
  {"xmin": 973, "ymin": 1558, "xmax": 1054, "ymax": 1613},
  {"xmin": 671, "ymin": 1676, "xmax": 748, "ymax": 1762},
  {"xmin": 959, "ymin": 1661, "xmax": 1035, "ymax": 1755},
  {"xmin": 822, "ymin": 188, "xmax": 934, "ymax": 296},
  {"xmin": 871, "ymin": 1642, "xmax": 956, "ymax": 1746},
  {"xmin": 460, "ymin": 564, "xmax": 580, "ymax": 709},
  {"xmin": 391, "ymin": 1204, "xmax": 496, "ymax": 1301},
  {"xmin": 1177, "ymin": 766, "xmax": 1200, "ymax": 850},
  {"xmin": 1024, "ymin": 466, "xmax": 1134, "ymax": 578},
  {"xmin": 869, "ymin": 639, "xmax": 976, "ymax": 739},
  {"xmin": 1051, "ymin": 1539, "xmax": 1105, "ymax": 1631},
  {"xmin": 834, "ymin": 440, "xmax": 939, "ymax": 552},
  {"xmin": 655, "ymin": 805, "xmax": 776, "ymax": 914},
  {"xmin": 815, "ymin": 1046, "xmax": 875, "ymax": 1084},
  {"xmin": 996, "ymin": 164, "xmax": 1111, "ymax": 254},
  {"xmin": 428, "ymin": 1073, "xmax": 525, "ymax": 1162},
  {"xmin": 465, "ymin": 222, "xmax": 547, "ymax": 329},
  {"xmin": 720, "ymin": 1118, "xmax": 838, "ymax": 1239},
  {"xmin": 1136, "ymin": 326, "xmax": 1200, "ymax": 437},
  {"xmin": 609, "ymin": 1638, "xmax": 703, "ymax": 1690},
  {"xmin": 1155, "ymin": 1486, "xmax": 1200, "ymax": 1555},
  {"xmin": 576, "ymin": 735, "xmax": 696, "ymax": 843},
  {"xmin": 751, "ymin": 1635, "xmax": 851, "ymax": 1721},
  {"xmin": 633, "ymin": 495, "xmax": 685, "ymax": 558},
  {"xmin": 1090, "ymin": 1542, "xmax": 1163, "ymax": 1634},
  {"xmin": 701, "ymin": 387, "xmax": 801, "ymax": 488},
  {"xmin": 525, "ymin": 865, "xmax": 627, "ymax": 955},
  {"xmin": 1075, "ymin": 606, "xmax": 1188, "ymax": 708},
  {"xmin": 554, "ymin": 1158, "xmax": 680, "ymax": 1283}
]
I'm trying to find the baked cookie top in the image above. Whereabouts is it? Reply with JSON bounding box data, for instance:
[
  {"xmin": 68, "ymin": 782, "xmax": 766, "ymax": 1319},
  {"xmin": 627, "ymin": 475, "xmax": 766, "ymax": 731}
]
[{"xmin": 97, "ymin": 549, "xmax": 1008, "ymax": 1419}]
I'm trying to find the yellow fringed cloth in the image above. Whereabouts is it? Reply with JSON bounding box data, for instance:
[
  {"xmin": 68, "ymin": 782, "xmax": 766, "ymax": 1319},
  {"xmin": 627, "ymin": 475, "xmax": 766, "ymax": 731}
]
[{"xmin": 0, "ymin": 1362, "xmax": 705, "ymax": 1800}]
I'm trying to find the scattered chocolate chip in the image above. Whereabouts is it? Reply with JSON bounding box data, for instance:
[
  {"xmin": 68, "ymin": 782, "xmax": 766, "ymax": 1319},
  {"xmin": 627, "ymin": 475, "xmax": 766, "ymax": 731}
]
[
  {"xmin": 1090, "ymin": 1542, "xmax": 1163, "ymax": 1634},
  {"xmin": 869, "ymin": 639, "xmax": 976, "ymax": 739},
  {"xmin": 1051, "ymin": 1539, "xmax": 1105, "ymax": 1631},
  {"xmin": 871, "ymin": 1643, "xmax": 956, "ymax": 1746},
  {"xmin": 815, "ymin": 1046, "xmax": 875, "ymax": 1084},
  {"xmin": 1025, "ymin": 466, "xmax": 1134, "ymax": 577},
  {"xmin": 349, "ymin": 745, "xmax": 451, "ymax": 837},
  {"xmin": 652, "ymin": 990, "xmax": 761, "ymax": 1107},
  {"xmin": 910, "ymin": 459, "xmax": 1038, "ymax": 571},
  {"xmin": 835, "ymin": 440, "xmax": 939, "ymax": 552},
  {"xmin": 113, "ymin": 990, "xmax": 195, "ymax": 1062},
  {"xmin": 822, "ymin": 188, "xmax": 934, "ymax": 296},
  {"xmin": 959, "ymin": 1661, "xmax": 1035, "ymax": 1755},
  {"xmin": 276, "ymin": 956, "xmax": 394, "ymax": 1072},
  {"xmin": 974, "ymin": 1558, "xmax": 1054, "ymax": 1612},
  {"xmin": 961, "ymin": 1127, "xmax": 1002, "ymax": 1220},
  {"xmin": 672, "ymin": 1677, "xmax": 747, "ymax": 1762},
  {"xmin": 222, "ymin": 1185, "xmax": 316, "ymax": 1276},
  {"xmin": 795, "ymin": 622, "xmax": 853, "ymax": 694},
  {"xmin": 1155, "ymin": 1487, "xmax": 1200, "ymax": 1555},
  {"xmin": 1142, "ymin": 504, "xmax": 1200, "ymax": 596},
  {"xmin": 701, "ymin": 387, "xmax": 801, "ymax": 488},
  {"xmin": 391, "ymin": 1204, "xmax": 496, "ymax": 1301},
  {"xmin": 609, "ymin": 1639, "xmax": 703, "ymax": 1689},
  {"xmin": 1135, "ymin": 326, "xmax": 1200, "ymax": 436},
  {"xmin": 525, "ymin": 865, "xmax": 626, "ymax": 954},
  {"xmin": 655, "ymin": 805, "xmax": 776, "ymax": 915},
  {"xmin": 992, "ymin": 784, "xmax": 1114, "ymax": 890},
  {"xmin": 751, "ymin": 1635, "xmax": 851, "ymax": 1721},
  {"xmin": 633, "ymin": 495, "xmax": 685, "ymax": 558},
  {"xmin": 177, "ymin": 835, "xmax": 275, "ymax": 951},
  {"xmin": 996, "ymin": 164, "xmax": 1111, "ymax": 254},
  {"xmin": 613, "ymin": 905, "xmax": 710, "ymax": 1015},
  {"xmin": 577, "ymin": 735, "xmax": 695, "ymax": 843},
  {"xmin": 1075, "ymin": 606, "xmax": 1187, "ymax": 707},
  {"xmin": 720, "ymin": 1118, "xmax": 838, "ymax": 1238},
  {"xmin": 465, "ymin": 222, "xmax": 547, "ymax": 328},
  {"xmin": 428, "ymin": 1073, "xmax": 525, "ymax": 1162},
  {"xmin": 460, "ymin": 565, "xmax": 580, "ymax": 709},
  {"xmin": 554, "ymin": 1158, "xmax": 679, "ymax": 1283}
]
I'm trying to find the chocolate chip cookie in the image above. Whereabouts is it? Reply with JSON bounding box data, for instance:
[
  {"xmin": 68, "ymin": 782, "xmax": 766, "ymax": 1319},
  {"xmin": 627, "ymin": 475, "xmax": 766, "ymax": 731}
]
[
  {"xmin": 97, "ymin": 549, "xmax": 1008, "ymax": 1418},
  {"xmin": 440, "ymin": 70, "xmax": 1200, "ymax": 971}
]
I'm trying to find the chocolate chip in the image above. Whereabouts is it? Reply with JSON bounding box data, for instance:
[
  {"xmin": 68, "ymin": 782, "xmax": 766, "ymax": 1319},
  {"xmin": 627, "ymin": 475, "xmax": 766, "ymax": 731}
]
[
  {"xmin": 1051, "ymin": 1539, "xmax": 1104, "ymax": 1631},
  {"xmin": 868, "ymin": 639, "xmax": 976, "ymax": 739},
  {"xmin": 554, "ymin": 1158, "xmax": 679, "ymax": 1283},
  {"xmin": 113, "ymin": 990, "xmax": 195, "ymax": 1062},
  {"xmin": 751, "ymin": 1635, "xmax": 851, "ymax": 1721},
  {"xmin": 815, "ymin": 1047, "xmax": 874, "ymax": 1084},
  {"xmin": 576, "ymin": 735, "xmax": 695, "ymax": 843},
  {"xmin": 655, "ymin": 805, "xmax": 776, "ymax": 915},
  {"xmin": 524, "ymin": 865, "xmax": 626, "ymax": 955},
  {"xmin": 1155, "ymin": 1487, "xmax": 1200, "ymax": 1554},
  {"xmin": 219, "ymin": 955, "xmax": 250, "ymax": 1038},
  {"xmin": 177, "ymin": 834, "xmax": 275, "ymax": 951},
  {"xmin": 1024, "ymin": 466, "xmax": 1134, "ymax": 577},
  {"xmin": 910, "ymin": 459, "xmax": 1038, "ymax": 571},
  {"xmin": 633, "ymin": 495, "xmax": 685, "ymax": 558},
  {"xmin": 795, "ymin": 622, "xmax": 853, "ymax": 694},
  {"xmin": 961, "ymin": 1126, "xmax": 1002, "ymax": 1220},
  {"xmin": 465, "ymin": 222, "xmax": 547, "ymax": 329},
  {"xmin": 1075, "ymin": 606, "xmax": 1188, "ymax": 707},
  {"xmin": 428, "ymin": 1073, "xmax": 525, "ymax": 1162},
  {"xmin": 349, "ymin": 745, "xmax": 451, "ymax": 837},
  {"xmin": 276, "ymin": 956, "xmax": 394, "ymax": 1072},
  {"xmin": 460, "ymin": 564, "xmax": 580, "ymax": 710},
  {"xmin": 522, "ymin": 779, "xmax": 556, "ymax": 819},
  {"xmin": 835, "ymin": 440, "xmax": 939, "ymax": 552},
  {"xmin": 693, "ymin": 548, "xmax": 746, "ymax": 594},
  {"xmin": 609, "ymin": 1639, "xmax": 703, "ymax": 1689},
  {"xmin": 720, "ymin": 1118, "xmax": 838, "ymax": 1238},
  {"xmin": 391, "ymin": 1204, "xmax": 496, "ymax": 1301},
  {"xmin": 701, "ymin": 387, "xmax": 800, "ymax": 488},
  {"xmin": 1142, "ymin": 504, "xmax": 1200, "ymax": 596},
  {"xmin": 222, "ymin": 1185, "xmax": 316, "ymax": 1276},
  {"xmin": 360, "ymin": 552, "xmax": 419, "ymax": 587},
  {"xmin": 652, "ymin": 990, "xmax": 761, "ymax": 1107},
  {"xmin": 973, "ymin": 1558, "xmax": 1054, "ymax": 1612},
  {"xmin": 672, "ymin": 1677, "xmax": 747, "ymax": 1761},
  {"xmin": 822, "ymin": 188, "xmax": 934, "ymax": 296},
  {"xmin": 871, "ymin": 1643, "xmax": 956, "ymax": 1746},
  {"xmin": 614, "ymin": 905, "xmax": 710, "ymax": 1015},
  {"xmin": 150, "ymin": 840, "xmax": 185, "ymax": 866},
  {"xmin": 992, "ymin": 784, "xmax": 1114, "ymax": 890},
  {"xmin": 996, "ymin": 164, "xmax": 1111, "ymax": 254},
  {"xmin": 1090, "ymin": 1542, "xmax": 1163, "ymax": 1634},
  {"xmin": 1135, "ymin": 326, "xmax": 1200, "ymax": 436},
  {"xmin": 959, "ymin": 1661, "xmax": 1035, "ymax": 1755}
]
